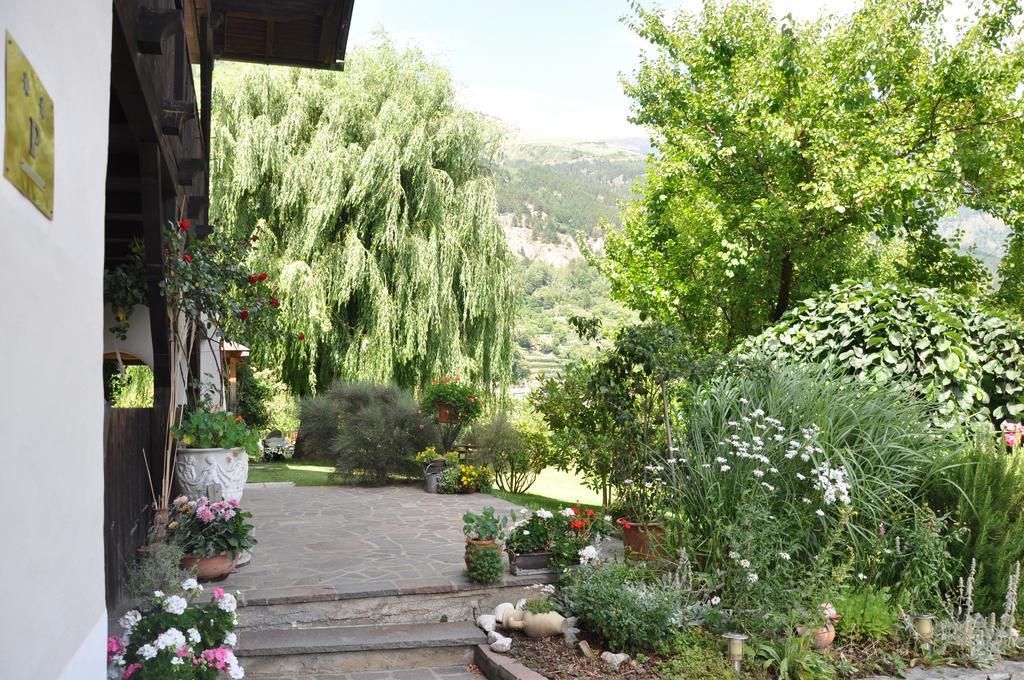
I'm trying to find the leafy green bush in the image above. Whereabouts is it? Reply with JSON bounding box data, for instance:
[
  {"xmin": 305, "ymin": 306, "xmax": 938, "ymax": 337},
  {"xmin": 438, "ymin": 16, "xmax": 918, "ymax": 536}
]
[
  {"xmin": 173, "ymin": 407, "xmax": 260, "ymax": 455},
  {"xmin": 656, "ymin": 628, "xmax": 736, "ymax": 679},
  {"xmin": 754, "ymin": 635, "xmax": 836, "ymax": 680},
  {"xmin": 466, "ymin": 414, "xmax": 551, "ymax": 494},
  {"xmin": 668, "ymin": 361, "xmax": 957, "ymax": 622},
  {"xmin": 465, "ymin": 543, "xmax": 503, "ymax": 584},
  {"xmin": 930, "ymin": 437, "xmax": 1024, "ymax": 614},
  {"xmin": 745, "ymin": 282, "xmax": 1024, "ymax": 427},
  {"xmin": 298, "ymin": 382, "xmax": 437, "ymax": 483},
  {"xmin": 559, "ymin": 562, "xmax": 679, "ymax": 654},
  {"xmin": 833, "ymin": 587, "xmax": 899, "ymax": 642},
  {"xmin": 436, "ymin": 466, "xmax": 460, "ymax": 494},
  {"xmin": 236, "ymin": 366, "xmax": 299, "ymax": 437}
]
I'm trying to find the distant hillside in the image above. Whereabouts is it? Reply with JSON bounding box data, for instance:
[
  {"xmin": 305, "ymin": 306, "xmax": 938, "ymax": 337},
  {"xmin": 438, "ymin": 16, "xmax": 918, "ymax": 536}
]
[{"xmin": 495, "ymin": 139, "xmax": 645, "ymax": 381}]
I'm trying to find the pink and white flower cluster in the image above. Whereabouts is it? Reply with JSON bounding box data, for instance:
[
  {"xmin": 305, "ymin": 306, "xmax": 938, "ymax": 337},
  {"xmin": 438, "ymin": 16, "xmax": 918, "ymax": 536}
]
[
  {"xmin": 173, "ymin": 494, "xmax": 239, "ymax": 524},
  {"xmin": 1002, "ymin": 421, "xmax": 1024, "ymax": 448},
  {"xmin": 107, "ymin": 580, "xmax": 243, "ymax": 679}
]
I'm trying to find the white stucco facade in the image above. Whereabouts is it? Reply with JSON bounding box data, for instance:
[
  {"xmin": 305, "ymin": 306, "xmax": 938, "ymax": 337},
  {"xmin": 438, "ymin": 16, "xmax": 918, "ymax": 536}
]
[{"xmin": 0, "ymin": 1, "xmax": 111, "ymax": 678}]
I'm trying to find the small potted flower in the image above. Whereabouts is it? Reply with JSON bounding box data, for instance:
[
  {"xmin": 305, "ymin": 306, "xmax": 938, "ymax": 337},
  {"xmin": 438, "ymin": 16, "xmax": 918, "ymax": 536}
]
[
  {"xmin": 167, "ymin": 495, "xmax": 256, "ymax": 580},
  {"xmin": 456, "ymin": 463, "xmax": 494, "ymax": 494},
  {"xmin": 507, "ymin": 509, "xmax": 555, "ymax": 574},
  {"xmin": 108, "ymin": 578, "xmax": 244, "ymax": 678},
  {"xmin": 173, "ymin": 406, "xmax": 260, "ymax": 502},
  {"xmin": 462, "ymin": 507, "xmax": 510, "ymax": 583},
  {"xmin": 421, "ymin": 376, "xmax": 484, "ymax": 450},
  {"xmin": 415, "ymin": 447, "xmax": 459, "ymax": 493}
]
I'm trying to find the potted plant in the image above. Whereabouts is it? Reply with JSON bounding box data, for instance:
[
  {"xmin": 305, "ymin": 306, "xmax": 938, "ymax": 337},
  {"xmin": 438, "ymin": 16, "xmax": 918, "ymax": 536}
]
[
  {"xmin": 415, "ymin": 447, "xmax": 459, "ymax": 493},
  {"xmin": 173, "ymin": 406, "xmax": 260, "ymax": 502},
  {"xmin": 507, "ymin": 509, "xmax": 555, "ymax": 573},
  {"xmin": 615, "ymin": 445, "xmax": 670, "ymax": 560},
  {"xmin": 456, "ymin": 463, "xmax": 493, "ymax": 494},
  {"xmin": 462, "ymin": 507, "xmax": 509, "ymax": 583},
  {"xmin": 167, "ymin": 495, "xmax": 256, "ymax": 580},
  {"xmin": 421, "ymin": 376, "xmax": 484, "ymax": 450},
  {"xmin": 797, "ymin": 602, "xmax": 840, "ymax": 651}
]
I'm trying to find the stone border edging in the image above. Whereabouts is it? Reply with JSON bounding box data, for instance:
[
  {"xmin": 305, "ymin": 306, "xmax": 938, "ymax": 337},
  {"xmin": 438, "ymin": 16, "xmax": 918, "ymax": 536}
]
[{"xmin": 474, "ymin": 644, "xmax": 548, "ymax": 680}]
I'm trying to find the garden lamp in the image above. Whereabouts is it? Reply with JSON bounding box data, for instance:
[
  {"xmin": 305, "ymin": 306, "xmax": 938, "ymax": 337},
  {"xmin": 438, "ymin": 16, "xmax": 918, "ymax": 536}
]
[
  {"xmin": 723, "ymin": 632, "xmax": 748, "ymax": 673},
  {"xmin": 913, "ymin": 614, "xmax": 935, "ymax": 647}
]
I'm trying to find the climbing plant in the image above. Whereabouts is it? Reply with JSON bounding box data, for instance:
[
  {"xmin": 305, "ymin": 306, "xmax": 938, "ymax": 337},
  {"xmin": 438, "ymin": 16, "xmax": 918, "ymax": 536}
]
[
  {"xmin": 210, "ymin": 38, "xmax": 518, "ymax": 394},
  {"xmin": 744, "ymin": 282, "xmax": 1024, "ymax": 427}
]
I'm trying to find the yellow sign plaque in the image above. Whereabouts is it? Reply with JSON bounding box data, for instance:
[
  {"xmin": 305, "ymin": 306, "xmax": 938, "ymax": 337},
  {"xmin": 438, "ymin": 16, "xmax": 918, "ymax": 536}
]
[{"xmin": 4, "ymin": 32, "xmax": 53, "ymax": 219}]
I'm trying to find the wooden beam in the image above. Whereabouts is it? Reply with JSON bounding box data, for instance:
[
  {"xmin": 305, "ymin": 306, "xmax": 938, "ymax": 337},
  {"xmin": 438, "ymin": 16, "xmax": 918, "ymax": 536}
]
[
  {"xmin": 176, "ymin": 158, "xmax": 205, "ymax": 187},
  {"xmin": 139, "ymin": 143, "xmax": 171, "ymax": 391},
  {"xmin": 137, "ymin": 8, "xmax": 184, "ymax": 55},
  {"xmin": 318, "ymin": 0, "xmax": 342, "ymax": 65}
]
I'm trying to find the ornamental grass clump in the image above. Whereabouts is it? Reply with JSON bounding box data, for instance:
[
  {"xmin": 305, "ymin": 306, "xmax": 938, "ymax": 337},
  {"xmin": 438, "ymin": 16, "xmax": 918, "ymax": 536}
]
[
  {"xmin": 108, "ymin": 580, "xmax": 243, "ymax": 678},
  {"xmin": 167, "ymin": 495, "xmax": 256, "ymax": 560}
]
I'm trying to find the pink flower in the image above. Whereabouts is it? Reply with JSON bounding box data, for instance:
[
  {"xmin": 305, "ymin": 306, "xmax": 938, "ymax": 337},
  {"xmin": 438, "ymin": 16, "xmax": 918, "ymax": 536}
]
[
  {"xmin": 197, "ymin": 506, "xmax": 216, "ymax": 523},
  {"xmin": 107, "ymin": 636, "xmax": 124, "ymax": 659},
  {"xmin": 177, "ymin": 645, "xmax": 190, "ymax": 657},
  {"xmin": 123, "ymin": 663, "xmax": 142, "ymax": 678},
  {"xmin": 228, "ymin": 499, "xmax": 238, "ymax": 508},
  {"xmin": 221, "ymin": 508, "xmax": 236, "ymax": 520},
  {"xmin": 1003, "ymin": 421, "xmax": 1023, "ymax": 447},
  {"xmin": 212, "ymin": 587, "xmax": 225, "ymax": 599}
]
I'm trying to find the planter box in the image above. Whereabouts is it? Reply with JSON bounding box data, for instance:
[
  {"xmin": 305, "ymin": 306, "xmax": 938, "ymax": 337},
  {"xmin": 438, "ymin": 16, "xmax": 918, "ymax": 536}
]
[{"xmin": 509, "ymin": 551, "xmax": 554, "ymax": 575}]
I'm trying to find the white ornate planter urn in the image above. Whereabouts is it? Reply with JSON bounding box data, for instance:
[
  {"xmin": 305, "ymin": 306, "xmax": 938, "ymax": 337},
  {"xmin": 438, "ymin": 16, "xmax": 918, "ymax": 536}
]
[{"xmin": 175, "ymin": 447, "xmax": 249, "ymax": 503}]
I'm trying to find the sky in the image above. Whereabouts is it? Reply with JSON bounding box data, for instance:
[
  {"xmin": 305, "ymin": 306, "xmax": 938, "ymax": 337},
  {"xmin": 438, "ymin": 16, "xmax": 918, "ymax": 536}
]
[{"xmin": 346, "ymin": 1, "xmax": 869, "ymax": 142}]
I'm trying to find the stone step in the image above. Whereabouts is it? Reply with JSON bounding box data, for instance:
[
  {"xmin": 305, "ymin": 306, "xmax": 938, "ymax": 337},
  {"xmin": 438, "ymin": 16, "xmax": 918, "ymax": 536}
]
[
  {"xmin": 237, "ymin": 621, "xmax": 486, "ymax": 676},
  {"xmin": 235, "ymin": 573, "xmax": 557, "ymax": 630}
]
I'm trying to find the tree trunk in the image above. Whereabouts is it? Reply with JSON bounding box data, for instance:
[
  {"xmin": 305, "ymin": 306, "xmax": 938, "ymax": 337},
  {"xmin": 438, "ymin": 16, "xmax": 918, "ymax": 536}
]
[{"xmin": 771, "ymin": 252, "xmax": 794, "ymax": 322}]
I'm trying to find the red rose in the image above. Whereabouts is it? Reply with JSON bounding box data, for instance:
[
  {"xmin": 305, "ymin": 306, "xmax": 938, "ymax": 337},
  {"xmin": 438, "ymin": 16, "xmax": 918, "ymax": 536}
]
[
  {"xmin": 239, "ymin": 309, "xmax": 249, "ymax": 320},
  {"xmin": 269, "ymin": 297, "xmax": 279, "ymax": 307},
  {"xmin": 251, "ymin": 235, "xmax": 259, "ymax": 242},
  {"xmin": 179, "ymin": 219, "xmax": 190, "ymax": 231},
  {"xmin": 181, "ymin": 253, "xmax": 193, "ymax": 264},
  {"xmin": 298, "ymin": 332, "xmax": 305, "ymax": 341},
  {"xmin": 247, "ymin": 275, "xmax": 259, "ymax": 284},
  {"xmin": 259, "ymin": 273, "xmax": 268, "ymax": 281}
]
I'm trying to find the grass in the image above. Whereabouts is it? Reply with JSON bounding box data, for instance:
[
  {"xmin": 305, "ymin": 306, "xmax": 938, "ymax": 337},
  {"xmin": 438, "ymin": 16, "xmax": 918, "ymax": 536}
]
[
  {"xmin": 247, "ymin": 461, "xmax": 337, "ymax": 486},
  {"xmin": 486, "ymin": 467, "xmax": 602, "ymax": 512}
]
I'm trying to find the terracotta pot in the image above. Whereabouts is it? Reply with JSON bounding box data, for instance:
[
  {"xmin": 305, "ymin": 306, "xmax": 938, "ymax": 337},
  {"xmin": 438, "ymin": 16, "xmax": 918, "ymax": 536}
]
[
  {"xmin": 509, "ymin": 551, "xmax": 553, "ymax": 575},
  {"xmin": 438, "ymin": 403, "xmax": 459, "ymax": 424},
  {"xmin": 619, "ymin": 520, "xmax": 666, "ymax": 560},
  {"xmin": 182, "ymin": 553, "xmax": 235, "ymax": 581},
  {"xmin": 797, "ymin": 622, "xmax": 836, "ymax": 651}
]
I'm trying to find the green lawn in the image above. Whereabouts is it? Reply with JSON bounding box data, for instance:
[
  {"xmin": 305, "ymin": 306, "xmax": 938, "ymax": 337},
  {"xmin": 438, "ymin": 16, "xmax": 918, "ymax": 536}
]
[{"xmin": 247, "ymin": 461, "xmax": 337, "ymax": 486}]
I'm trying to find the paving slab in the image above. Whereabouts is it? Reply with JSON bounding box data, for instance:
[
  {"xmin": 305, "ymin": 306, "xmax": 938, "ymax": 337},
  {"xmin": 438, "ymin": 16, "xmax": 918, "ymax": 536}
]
[
  {"xmin": 239, "ymin": 621, "xmax": 484, "ymax": 656},
  {"xmin": 221, "ymin": 485, "xmax": 530, "ymax": 601}
]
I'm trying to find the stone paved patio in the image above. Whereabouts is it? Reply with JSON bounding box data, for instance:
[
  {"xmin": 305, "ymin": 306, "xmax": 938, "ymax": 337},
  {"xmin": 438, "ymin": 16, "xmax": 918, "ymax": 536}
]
[
  {"xmin": 305, "ymin": 665, "xmax": 480, "ymax": 679},
  {"xmin": 222, "ymin": 485, "xmax": 526, "ymax": 599}
]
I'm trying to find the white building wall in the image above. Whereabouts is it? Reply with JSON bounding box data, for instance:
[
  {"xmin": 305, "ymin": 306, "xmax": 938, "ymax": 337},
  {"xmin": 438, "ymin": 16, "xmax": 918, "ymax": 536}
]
[{"xmin": 0, "ymin": 2, "xmax": 111, "ymax": 678}]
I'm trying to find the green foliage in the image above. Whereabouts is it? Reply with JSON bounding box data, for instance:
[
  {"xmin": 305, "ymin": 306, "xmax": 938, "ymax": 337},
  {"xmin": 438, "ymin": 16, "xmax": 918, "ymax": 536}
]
[
  {"xmin": 125, "ymin": 543, "xmax": 194, "ymax": 601},
  {"xmin": 436, "ymin": 465, "xmax": 460, "ymax": 494},
  {"xmin": 420, "ymin": 377, "xmax": 484, "ymax": 422},
  {"xmin": 108, "ymin": 364, "xmax": 155, "ymax": 408},
  {"xmin": 931, "ymin": 437, "xmax": 1024, "ymax": 614},
  {"xmin": 235, "ymin": 363, "xmax": 273, "ymax": 432},
  {"xmin": 656, "ymin": 627, "xmax": 737, "ymax": 679},
  {"xmin": 603, "ymin": 0, "xmax": 1024, "ymax": 351},
  {"xmin": 507, "ymin": 513, "xmax": 553, "ymax": 554},
  {"xmin": 464, "ymin": 542, "xmax": 504, "ymax": 584},
  {"xmin": 558, "ymin": 562, "xmax": 679, "ymax": 654},
  {"xmin": 302, "ymin": 382, "xmax": 437, "ymax": 484},
  {"xmin": 833, "ymin": 587, "xmax": 899, "ymax": 642},
  {"xmin": 669, "ymin": 361, "xmax": 958, "ymax": 621},
  {"xmin": 104, "ymin": 239, "xmax": 146, "ymax": 341},
  {"xmin": 167, "ymin": 497, "xmax": 256, "ymax": 560},
  {"xmin": 746, "ymin": 282, "xmax": 1024, "ymax": 427},
  {"xmin": 754, "ymin": 634, "xmax": 836, "ymax": 680},
  {"xmin": 211, "ymin": 39, "xmax": 517, "ymax": 394},
  {"xmin": 462, "ymin": 507, "xmax": 510, "ymax": 542},
  {"xmin": 172, "ymin": 407, "xmax": 260, "ymax": 456},
  {"xmin": 522, "ymin": 598, "xmax": 558, "ymax": 614},
  {"xmin": 466, "ymin": 414, "xmax": 552, "ymax": 495}
]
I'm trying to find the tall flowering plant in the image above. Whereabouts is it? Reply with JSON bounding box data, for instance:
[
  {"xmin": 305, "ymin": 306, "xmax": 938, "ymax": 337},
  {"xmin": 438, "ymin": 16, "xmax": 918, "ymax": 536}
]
[
  {"xmin": 167, "ymin": 495, "xmax": 256, "ymax": 559},
  {"xmin": 107, "ymin": 580, "xmax": 243, "ymax": 679}
]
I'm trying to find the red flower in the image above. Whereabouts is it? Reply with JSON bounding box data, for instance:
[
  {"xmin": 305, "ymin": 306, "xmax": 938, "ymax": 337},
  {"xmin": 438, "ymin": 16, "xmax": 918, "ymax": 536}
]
[
  {"xmin": 247, "ymin": 275, "xmax": 259, "ymax": 284},
  {"xmin": 181, "ymin": 253, "xmax": 193, "ymax": 264},
  {"xmin": 269, "ymin": 297, "xmax": 279, "ymax": 308},
  {"xmin": 251, "ymin": 234, "xmax": 259, "ymax": 242},
  {"xmin": 258, "ymin": 273, "xmax": 268, "ymax": 281},
  {"xmin": 298, "ymin": 332, "xmax": 305, "ymax": 341},
  {"xmin": 239, "ymin": 309, "xmax": 249, "ymax": 320},
  {"xmin": 179, "ymin": 218, "xmax": 190, "ymax": 231},
  {"xmin": 570, "ymin": 519, "xmax": 585, "ymax": 531},
  {"xmin": 617, "ymin": 518, "xmax": 632, "ymax": 530},
  {"xmin": 585, "ymin": 509, "xmax": 595, "ymax": 518}
]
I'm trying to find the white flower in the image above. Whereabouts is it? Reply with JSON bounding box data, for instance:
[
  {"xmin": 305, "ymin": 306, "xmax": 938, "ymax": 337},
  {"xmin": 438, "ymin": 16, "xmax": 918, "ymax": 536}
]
[
  {"xmin": 715, "ymin": 456, "xmax": 728, "ymax": 464},
  {"xmin": 603, "ymin": 515, "xmax": 612, "ymax": 523},
  {"xmin": 152, "ymin": 590, "xmax": 165, "ymax": 599},
  {"xmin": 560, "ymin": 507, "xmax": 576, "ymax": 517},
  {"xmin": 181, "ymin": 577, "xmax": 200, "ymax": 592},
  {"xmin": 779, "ymin": 552, "xmax": 791, "ymax": 561},
  {"xmin": 858, "ymin": 573, "xmax": 867, "ymax": 581},
  {"xmin": 217, "ymin": 592, "xmax": 238, "ymax": 613},
  {"xmin": 720, "ymin": 465, "xmax": 731, "ymax": 472},
  {"xmin": 579, "ymin": 545, "xmax": 599, "ymax": 565},
  {"xmin": 535, "ymin": 509, "xmax": 554, "ymax": 520},
  {"xmin": 188, "ymin": 628, "xmax": 201, "ymax": 643},
  {"xmin": 796, "ymin": 473, "xmax": 806, "ymax": 480},
  {"xmin": 802, "ymin": 497, "xmax": 812, "ymax": 504},
  {"xmin": 522, "ymin": 530, "xmax": 530, "ymax": 536},
  {"xmin": 137, "ymin": 644, "xmax": 157, "ymax": 660},
  {"xmin": 739, "ymin": 559, "xmax": 751, "ymax": 569},
  {"xmin": 163, "ymin": 595, "xmax": 188, "ymax": 615},
  {"xmin": 747, "ymin": 572, "xmax": 759, "ymax": 583},
  {"xmin": 171, "ymin": 658, "xmax": 183, "ymax": 666},
  {"xmin": 541, "ymin": 584, "xmax": 556, "ymax": 595},
  {"xmin": 711, "ymin": 596, "xmax": 721, "ymax": 605},
  {"xmin": 224, "ymin": 632, "xmax": 238, "ymax": 646},
  {"xmin": 119, "ymin": 610, "xmax": 142, "ymax": 631},
  {"xmin": 729, "ymin": 551, "xmax": 740, "ymax": 559},
  {"xmin": 519, "ymin": 508, "xmax": 529, "ymax": 515},
  {"xmin": 816, "ymin": 509, "xmax": 825, "ymax": 517},
  {"xmin": 666, "ymin": 458, "xmax": 677, "ymax": 464},
  {"xmin": 155, "ymin": 628, "xmax": 187, "ymax": 651},
  {"xmin": 753, "ymin": 469, "xmax": 764, "ymax": 478},
  {"xmin": 623, "ymin": 479, "xmax": 634, "ymax": 485}
]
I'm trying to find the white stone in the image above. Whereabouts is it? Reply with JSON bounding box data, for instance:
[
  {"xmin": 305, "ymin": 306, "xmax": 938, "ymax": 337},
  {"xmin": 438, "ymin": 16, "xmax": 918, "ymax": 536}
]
[
  {"xmin": 487, "ymin": 630, "xmax": 503, "ymax": 644},
  {"xmin": 175, "ymin": 447, "xmax": 249, "ymax": 502},
  {"xmin": 493, "ymin": 602, "xmax": 515, "ymax": 624},
  {"xmin": 490, "ymin": 634, "xmax": 512, "ymax": 653},
  {"xmin": 515, "ymin": 598, "xmax": 528, "ymax": 610},
  {"xmin": 476, "ymin": 614, "xmax": 497, "ymax": 632},
  {"xmin": 601, "ymin": 652, "xmax": 630, "ymax": 669}
]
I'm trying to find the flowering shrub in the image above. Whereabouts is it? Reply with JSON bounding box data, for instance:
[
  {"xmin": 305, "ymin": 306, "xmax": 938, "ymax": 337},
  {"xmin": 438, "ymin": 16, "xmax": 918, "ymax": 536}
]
[
  {"xmin": 173, "ymin": 408, "xmax": 260, "ymax": 456},
  {"xmin": 456, "ymin": 464, "xmax": 493, "ymax": 492},
  {"xmin": 167, "ymin": 496, "xmax": 256, "ymax": 559},
  {"xmin": 506, "ymin": 507, "xmax": 609, "ymax": 571},
  {"xmin": 107, "ymin": 580, "xmax": 243, "ymax": 679}
]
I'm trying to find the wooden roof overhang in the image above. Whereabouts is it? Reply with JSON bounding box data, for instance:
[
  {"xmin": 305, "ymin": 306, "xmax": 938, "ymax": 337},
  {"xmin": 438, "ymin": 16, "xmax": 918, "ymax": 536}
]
[{"xmin": 186, "ymin": 0, "xmax": 355, "ymax": 71}]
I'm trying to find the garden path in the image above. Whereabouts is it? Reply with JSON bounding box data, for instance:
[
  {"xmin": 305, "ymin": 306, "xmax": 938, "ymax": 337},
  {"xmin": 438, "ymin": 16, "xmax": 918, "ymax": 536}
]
[{"xmin": 220, "ymin": 484, "xmax": 526, "ymax": 601}]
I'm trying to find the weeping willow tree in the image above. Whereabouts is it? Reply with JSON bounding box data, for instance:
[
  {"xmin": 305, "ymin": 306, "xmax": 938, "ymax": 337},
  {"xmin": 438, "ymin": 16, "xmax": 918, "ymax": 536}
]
[{"xmin": 211, "ymin": 38, "xmax": 518, "ymax": 394}]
